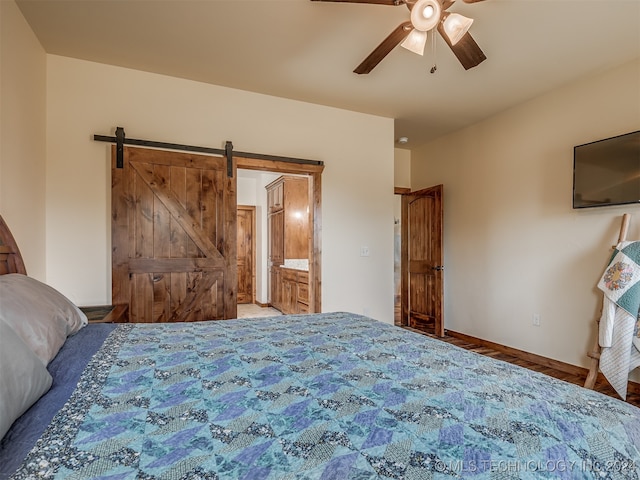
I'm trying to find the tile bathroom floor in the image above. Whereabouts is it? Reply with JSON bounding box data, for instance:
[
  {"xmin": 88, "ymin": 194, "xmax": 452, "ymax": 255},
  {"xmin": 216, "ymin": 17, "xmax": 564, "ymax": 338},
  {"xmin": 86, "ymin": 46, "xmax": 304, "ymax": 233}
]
[{"xmin": 236, "ymin": 304, "xmax": 282, "ymax": 319}]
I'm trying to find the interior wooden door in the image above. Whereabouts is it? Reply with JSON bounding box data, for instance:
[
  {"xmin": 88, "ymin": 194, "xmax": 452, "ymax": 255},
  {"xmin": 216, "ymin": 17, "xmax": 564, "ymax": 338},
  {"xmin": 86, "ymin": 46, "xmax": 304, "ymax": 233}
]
[
  {"xmin": 401, "ymin": 184, "xmax": 444, "ymax": 336},
  {"xmin": 237, "ymin": 205, "xmax": 255, "ymax": 304},
  {"xmin": 112, "ymin": 146, "xmax": 237, "ymax": 322}
]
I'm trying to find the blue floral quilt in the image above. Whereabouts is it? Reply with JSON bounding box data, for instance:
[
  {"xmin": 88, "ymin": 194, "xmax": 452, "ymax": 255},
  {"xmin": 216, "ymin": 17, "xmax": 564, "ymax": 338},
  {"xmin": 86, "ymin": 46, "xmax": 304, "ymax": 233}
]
[{"xmin": 11, "ymin": 312, "xmax": 640, "ymax": 479}]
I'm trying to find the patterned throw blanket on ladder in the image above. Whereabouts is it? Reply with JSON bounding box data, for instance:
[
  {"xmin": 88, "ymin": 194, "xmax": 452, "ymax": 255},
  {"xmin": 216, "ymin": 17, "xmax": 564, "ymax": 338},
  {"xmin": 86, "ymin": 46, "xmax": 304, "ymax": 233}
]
[{"xmin": 598, "ymin": 241, "xmax": 640, "ymax": 399}]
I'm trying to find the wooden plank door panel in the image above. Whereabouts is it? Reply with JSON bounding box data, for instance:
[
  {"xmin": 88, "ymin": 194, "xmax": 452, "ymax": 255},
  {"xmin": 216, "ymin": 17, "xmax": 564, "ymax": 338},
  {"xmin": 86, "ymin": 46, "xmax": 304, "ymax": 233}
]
[
  {"xmin": 237, "ymin": 206, "xmax": 255, "ymax": 304},
  {"xmin": 401, "ymin": 184, "xmax": 443, "ymax": 336},
  {"xmin": 112, "ymin": 146, "xmax": 237, "ymax": 323}
]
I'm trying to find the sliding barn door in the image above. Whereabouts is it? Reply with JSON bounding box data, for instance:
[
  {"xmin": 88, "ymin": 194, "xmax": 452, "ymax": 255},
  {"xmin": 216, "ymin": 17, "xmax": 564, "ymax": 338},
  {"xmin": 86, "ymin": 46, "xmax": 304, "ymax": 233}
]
[{"xmin": 112, "ymin": 146, "xmax": 237, "ymax": 322}]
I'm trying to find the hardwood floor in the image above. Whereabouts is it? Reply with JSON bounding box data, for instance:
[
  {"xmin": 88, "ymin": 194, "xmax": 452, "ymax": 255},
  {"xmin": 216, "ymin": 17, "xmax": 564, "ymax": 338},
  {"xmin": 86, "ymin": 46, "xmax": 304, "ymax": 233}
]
[{"xmin": 404, "ymin": 326, "xmax": 640, "ymax": 408}]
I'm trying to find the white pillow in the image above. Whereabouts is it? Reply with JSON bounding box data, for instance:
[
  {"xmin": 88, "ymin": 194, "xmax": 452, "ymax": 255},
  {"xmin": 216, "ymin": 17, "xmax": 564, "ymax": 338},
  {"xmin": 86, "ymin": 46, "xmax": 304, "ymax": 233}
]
[
  {"xmin": 0, "ymin": 274, "xmax": 87, "ymax": 365},
  {"xmin": 0, "ymin": 318, "xmax": 53, "ymax": 440}
]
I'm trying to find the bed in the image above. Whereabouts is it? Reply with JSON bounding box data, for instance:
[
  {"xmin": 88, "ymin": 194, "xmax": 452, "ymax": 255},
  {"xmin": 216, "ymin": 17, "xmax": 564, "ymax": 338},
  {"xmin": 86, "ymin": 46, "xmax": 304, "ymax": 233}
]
[{"xmin": 1, "ymin": 216, "xmax": 639, "ymax": 479}]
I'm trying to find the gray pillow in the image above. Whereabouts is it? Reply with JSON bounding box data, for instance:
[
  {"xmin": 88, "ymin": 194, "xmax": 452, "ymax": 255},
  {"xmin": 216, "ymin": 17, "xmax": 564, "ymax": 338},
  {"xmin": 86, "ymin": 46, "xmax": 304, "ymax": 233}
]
[
  {"xmin": 0, "ymin": 274, "xmax": 87, "ymax": 365},
  {"xmin": 0, "ymin": 318, "xmax": 53, "ymax": 440}
]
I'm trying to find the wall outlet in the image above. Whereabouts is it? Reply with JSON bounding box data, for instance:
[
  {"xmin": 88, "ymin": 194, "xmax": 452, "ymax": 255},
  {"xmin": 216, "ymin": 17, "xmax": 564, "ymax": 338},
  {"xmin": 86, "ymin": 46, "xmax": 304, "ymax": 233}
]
[
  {"xmin": 360, "ymin": 246, "xmax": 370, "ymax": 257},
  {"xmin": 532, "ymin": 313, "xmax": 541, "ymax": 326}
]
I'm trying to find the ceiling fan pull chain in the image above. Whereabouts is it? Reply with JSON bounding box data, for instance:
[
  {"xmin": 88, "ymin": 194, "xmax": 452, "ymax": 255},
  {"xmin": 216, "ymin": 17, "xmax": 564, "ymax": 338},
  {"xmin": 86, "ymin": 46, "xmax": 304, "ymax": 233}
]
[{"xmin": 430, "ymin": 29, "xmax": 437, "ymax": 73}]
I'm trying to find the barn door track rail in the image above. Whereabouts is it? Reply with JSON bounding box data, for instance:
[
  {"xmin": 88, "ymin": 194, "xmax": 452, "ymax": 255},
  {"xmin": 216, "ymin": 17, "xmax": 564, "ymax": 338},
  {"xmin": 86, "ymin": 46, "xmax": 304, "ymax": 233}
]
[{"xmin": 94, "ymin": 126, "xmax": 324, "ymax": 176}]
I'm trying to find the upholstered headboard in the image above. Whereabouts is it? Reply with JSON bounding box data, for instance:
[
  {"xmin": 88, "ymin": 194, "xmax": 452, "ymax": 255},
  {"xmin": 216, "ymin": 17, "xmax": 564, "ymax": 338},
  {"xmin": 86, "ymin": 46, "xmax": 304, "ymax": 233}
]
[{"xmin": 0, "ymin": 215, "xmax": 27, "ymax": 275}]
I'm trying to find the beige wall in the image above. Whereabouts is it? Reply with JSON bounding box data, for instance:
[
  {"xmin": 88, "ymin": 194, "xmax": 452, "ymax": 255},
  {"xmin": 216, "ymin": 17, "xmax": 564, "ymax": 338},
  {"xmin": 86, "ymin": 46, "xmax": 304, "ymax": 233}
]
[
  {"xmin": 393, "ymin": 148, "xmax": 410, "ymax": 300},
  {"xmin": 0, "ymin": 0, "xmax": 47, "ymax": 280},
  {"xmin": 394, "ymin": 148, "xmax": 411, "ymax": 189},
  {"xmin": 411, "ymin": 59, "xmax": 640, "ymax": 377},
  {"xmin": 45, "ymin": 55, "xmax": 395, "ymax": 319}
]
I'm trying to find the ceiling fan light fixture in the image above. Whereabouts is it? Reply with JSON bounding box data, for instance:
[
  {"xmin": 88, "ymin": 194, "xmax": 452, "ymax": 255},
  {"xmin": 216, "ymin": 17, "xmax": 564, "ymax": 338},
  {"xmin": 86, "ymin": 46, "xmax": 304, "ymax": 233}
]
[
  {"xmin": 410, "ymin": 0, "xmax": 442, "ymax": 32},
  {"xmin": 442, "ymin": 12, "xmax": 474, "ymax": 45},
  {"xmin": 400, "ymin": 29, "xmax": 428, "ymax": 55}
]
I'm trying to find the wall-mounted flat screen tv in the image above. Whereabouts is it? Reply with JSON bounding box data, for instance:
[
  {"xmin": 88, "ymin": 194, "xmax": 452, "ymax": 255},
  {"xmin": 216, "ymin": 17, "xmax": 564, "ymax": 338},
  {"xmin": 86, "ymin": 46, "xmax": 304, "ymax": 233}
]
[{"xmin": 573, "ymin": 130, "xmax": 640, "ymax": 209}]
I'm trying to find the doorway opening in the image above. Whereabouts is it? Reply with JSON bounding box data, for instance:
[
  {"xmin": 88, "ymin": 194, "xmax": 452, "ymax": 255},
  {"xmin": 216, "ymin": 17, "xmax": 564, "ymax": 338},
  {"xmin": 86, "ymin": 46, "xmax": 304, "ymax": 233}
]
[{"xmin": 235, "ymin": 155, "xmax": 323, "ymax": 317}]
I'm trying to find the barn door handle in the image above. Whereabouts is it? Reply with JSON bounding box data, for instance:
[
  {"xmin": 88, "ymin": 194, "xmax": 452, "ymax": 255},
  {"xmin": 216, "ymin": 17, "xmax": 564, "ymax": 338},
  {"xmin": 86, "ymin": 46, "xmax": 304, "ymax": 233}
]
[{"xmin": 432, "ymin": 265, "xmax": 444, "ymax": 271}]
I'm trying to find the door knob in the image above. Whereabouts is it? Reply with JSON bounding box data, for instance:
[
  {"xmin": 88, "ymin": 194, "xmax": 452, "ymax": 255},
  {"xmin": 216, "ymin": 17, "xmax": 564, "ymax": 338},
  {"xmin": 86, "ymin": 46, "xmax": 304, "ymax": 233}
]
[{"xmin": 432, "ymin": 265, "xmax": 444, "ymax": 271}]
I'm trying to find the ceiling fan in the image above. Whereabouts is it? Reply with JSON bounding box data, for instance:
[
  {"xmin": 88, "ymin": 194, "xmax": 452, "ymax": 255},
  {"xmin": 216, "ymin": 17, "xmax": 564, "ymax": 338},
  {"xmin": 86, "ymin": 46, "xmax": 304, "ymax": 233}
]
[{"xmin": 311, "ymin": 0, "xmax": 487, "ymax": 74}]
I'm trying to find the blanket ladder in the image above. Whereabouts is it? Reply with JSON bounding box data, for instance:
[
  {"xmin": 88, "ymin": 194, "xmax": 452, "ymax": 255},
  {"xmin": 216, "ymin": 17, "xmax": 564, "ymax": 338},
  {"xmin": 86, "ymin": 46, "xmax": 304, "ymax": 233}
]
[{"xmin": 584, "ymin": 213, "xmax": 631, "ymax": 390}]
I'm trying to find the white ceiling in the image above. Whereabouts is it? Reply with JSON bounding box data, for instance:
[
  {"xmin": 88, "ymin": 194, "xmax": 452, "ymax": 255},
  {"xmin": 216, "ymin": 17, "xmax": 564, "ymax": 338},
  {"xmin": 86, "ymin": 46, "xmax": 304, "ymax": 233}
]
[{"xmin": 16, "ymin": 0, "xmax": 640, "ymax": 149}]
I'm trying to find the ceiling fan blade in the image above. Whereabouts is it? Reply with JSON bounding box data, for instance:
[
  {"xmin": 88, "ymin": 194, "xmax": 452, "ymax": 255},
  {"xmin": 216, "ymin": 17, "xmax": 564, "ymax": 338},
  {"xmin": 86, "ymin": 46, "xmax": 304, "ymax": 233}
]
[
  {"xmin": 311, "ymin": 0, "xmax": 403, "ymax": 5},
  {"xmin": 354, "ymin": 21, "xmax": 412, "ymax": 74},
  {"xmin": 437, "ymin": 24, "xmax": 486, "ymax": 70},
  {"xmin": 461, "ymin": 0, "xmax": 486, "ymax": 2}
]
